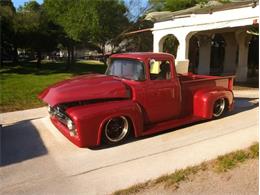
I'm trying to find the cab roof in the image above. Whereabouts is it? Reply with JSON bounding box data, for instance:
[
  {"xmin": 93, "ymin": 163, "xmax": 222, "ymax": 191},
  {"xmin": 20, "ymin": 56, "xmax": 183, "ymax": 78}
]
[{"xmin": 110, "ymin": 52, "xmax": 175, "ymax": 61}]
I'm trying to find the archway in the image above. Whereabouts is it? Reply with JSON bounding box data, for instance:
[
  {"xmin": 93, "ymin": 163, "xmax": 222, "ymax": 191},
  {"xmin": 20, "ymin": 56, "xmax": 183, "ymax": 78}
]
[
  {"xmin": 248, "ymin": 35, "xmax": 259, "ymax": 78},
  {"xmin": 159, "ymin": 34, "xmax": 179, "ymax": 57},
  {"xmin": 188, "ymin": 36, "xmax": 199, "ymax": 73},
  {"xmin": 210, "ymin": 34, "xmax": 225, "ymax": 75}
]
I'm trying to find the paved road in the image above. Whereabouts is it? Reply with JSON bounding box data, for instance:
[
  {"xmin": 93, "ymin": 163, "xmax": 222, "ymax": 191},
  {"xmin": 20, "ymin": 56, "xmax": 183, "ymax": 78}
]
[{"xmin": 0, "ymin": 90, "xmax": 258, "ymax": 194}]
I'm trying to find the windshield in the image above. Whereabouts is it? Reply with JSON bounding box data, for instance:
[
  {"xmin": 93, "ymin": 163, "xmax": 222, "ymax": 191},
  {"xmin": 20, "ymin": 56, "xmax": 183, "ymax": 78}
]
[{"xmin": 106, "ymin": 58, "xmax": 145, "ymax": 81}]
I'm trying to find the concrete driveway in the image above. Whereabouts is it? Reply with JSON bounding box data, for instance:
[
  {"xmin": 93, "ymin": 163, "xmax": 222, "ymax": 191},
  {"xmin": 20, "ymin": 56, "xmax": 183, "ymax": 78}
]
[{"xmin": 0, "ymin": 90, "xmax": 258, "ymax": 194}]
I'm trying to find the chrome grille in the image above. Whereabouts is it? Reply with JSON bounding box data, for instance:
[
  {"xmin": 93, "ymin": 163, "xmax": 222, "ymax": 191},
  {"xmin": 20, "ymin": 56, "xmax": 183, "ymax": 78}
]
[{"xmin": 48, "ymin": 105, "xmax": 69, "ymax": 125}]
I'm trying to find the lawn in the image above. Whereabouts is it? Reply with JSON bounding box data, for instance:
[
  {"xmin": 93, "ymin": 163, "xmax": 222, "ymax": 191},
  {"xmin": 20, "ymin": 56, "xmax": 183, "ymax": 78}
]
[{"xmin": 0, "ymin": 60, "xmax": 106, "ymax": 112}]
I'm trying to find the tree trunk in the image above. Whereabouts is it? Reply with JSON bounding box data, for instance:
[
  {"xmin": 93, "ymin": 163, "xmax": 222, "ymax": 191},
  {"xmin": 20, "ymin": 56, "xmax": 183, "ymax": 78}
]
[
  {"xmin": 36, "ymin": 50, "xmax": 41, "ymax": 69},
  {"xmin": 71, "ymin": 46, "xmax": 74, "ymax": 64},
  {"xmin": 67, "ymin": 47, "xmax": 71, "ymax": 69},
  {"xmin": 0, "ymin": 46, "xmax": 3, "ymax": 67},
  {"xmin": 12, "ymin": 46, "xmax": 18, "ymax": 63},
  {"xmin": 102, "ymin": 43, "xmax": 106, "ymax": 63},
  {"xmin": 138, "ymin": 36, "xmax": 141, "ymax": 51}
]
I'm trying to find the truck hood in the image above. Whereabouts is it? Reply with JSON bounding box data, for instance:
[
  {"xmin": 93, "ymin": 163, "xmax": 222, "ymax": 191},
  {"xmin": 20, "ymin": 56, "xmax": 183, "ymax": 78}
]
[{"xmin": 38, "ymin": 74, "xmax": 129, "ymax": 107}]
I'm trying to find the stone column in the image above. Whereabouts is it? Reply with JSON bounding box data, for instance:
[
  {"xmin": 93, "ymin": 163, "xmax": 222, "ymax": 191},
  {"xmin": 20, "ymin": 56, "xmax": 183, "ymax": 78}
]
[
  {"xmin": 158, "ymin": 37, "xmax": 165, "ymax": 52},
  {"xmin": 222, "ymin": 32, "xmax": 237, "ymax": 74},
  {"xmin": 176, "ymin": 35, "xmax": 186, "ymax": 60},
  {"xmin": 174, "ymin": 32, "xmax": 194, "ymax": 74},
  {"xmin": 153, "ymin": 32, "xmax": 161, "ymax": 53},
  {"xmin": 235, "ymin": 31, "xmax": 251, "ymax": 82},
  {"xmin": 197, "ymin": 34, "xmax": 212, "ymax": 75}
]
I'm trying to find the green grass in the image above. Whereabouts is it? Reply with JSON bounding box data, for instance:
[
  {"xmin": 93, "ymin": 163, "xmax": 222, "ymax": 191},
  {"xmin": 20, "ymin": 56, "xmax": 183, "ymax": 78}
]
[
  {"xmin": 113, "ymin": 182, "xmax": 151, "ymax": 195},
  {"xmin": 113, "ymin": 143, "xmax": 259, "ymax": 195},
  {"xmin": 215, "ymin": 143, "xmax": 259, "ymax": 172},
  {"xmin": 0, "ymin": 60, "xmax": 106, "ymax": 112}
]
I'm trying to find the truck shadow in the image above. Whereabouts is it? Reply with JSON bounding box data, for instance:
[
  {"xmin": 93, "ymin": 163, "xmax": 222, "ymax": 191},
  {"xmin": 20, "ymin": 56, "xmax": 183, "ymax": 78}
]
[
  {"xmin": 0, "ymin": 120, "xmax": 48, "ymax": 166},
  {"xmin": 229, "ymin": 97, "xmax": 259, "ymax": 115},
  {"xmin": 91, "ymin": 97, "xmax": 258, "ymax": 150}
]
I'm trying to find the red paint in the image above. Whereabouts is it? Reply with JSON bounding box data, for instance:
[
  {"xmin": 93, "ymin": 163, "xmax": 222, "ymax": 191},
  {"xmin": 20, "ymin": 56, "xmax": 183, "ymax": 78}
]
[
  {"xmin": 38, "ymin": 74, "xmax": 129, "ymax": 107},
  {"xmin": 39, "ymin": 52, "xmax": 234, "ymax": 148}
]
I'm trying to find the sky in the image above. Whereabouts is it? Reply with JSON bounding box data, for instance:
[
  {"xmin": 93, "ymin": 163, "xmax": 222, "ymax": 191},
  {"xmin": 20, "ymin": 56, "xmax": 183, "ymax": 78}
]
[{"xmin": 12, "ymin": 0, "xmax": 43, "ymax": 8}]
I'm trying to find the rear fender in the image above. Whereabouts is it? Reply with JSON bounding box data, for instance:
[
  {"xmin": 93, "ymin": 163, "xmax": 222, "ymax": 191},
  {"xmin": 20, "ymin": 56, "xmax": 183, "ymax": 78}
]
[{"xmin": 193, "ymin": 87, "xmax": 233, "ymax": 119}]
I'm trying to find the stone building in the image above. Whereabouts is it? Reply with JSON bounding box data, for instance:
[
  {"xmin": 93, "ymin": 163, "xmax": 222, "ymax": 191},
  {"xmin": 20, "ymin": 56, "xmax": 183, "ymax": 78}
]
[{"xmin": 146, "ymin": 0, "xmax": 259, "ymax": 82}]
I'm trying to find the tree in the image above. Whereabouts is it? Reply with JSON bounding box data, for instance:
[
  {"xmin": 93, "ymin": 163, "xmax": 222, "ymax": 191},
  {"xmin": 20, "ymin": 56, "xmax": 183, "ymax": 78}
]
[
  {"xmin": 119, "ymin": 19, "xmax": 153, "ymax": 52},
  {"xmin": 149, "ymin": 0, "xmax": 208, "ymax": 12},
  {"xmin": 111, "ymin": 0, "xmax": 153, "ymax": 53},
  {"xmin": 163, "ymin": 35, "xmax": 179, "ymax": 56},
  {"xmin": 44, "ymin": 0, "xmax": 99, "ymax": 64},
  {"xmin": 0, "ymin": 0, "xmax": 16, "ymax": 65},
  {"xmin": 15, "ymin": 1, "xmax": 58, "ymax": 67},
  {"xmin": 92, "ymin": 0, "xmax": 129, "ymax": 55},
  {"xmin": 44, "ymin": 0, "xmax": 129, "ymax": 64}
]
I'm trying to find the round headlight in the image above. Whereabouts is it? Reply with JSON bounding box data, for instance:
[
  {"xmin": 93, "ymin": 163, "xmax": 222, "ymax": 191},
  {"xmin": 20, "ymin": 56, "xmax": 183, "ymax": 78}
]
[{"xmin": 67, "ymin": 119, "xmax": 75, "ymax": 131}]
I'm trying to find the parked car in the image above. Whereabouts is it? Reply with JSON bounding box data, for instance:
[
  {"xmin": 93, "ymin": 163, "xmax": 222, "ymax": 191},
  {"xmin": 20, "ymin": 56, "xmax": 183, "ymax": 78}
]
[{"xmin": 39, "ymin": 52, "xmax": 234, "ymax": 147}]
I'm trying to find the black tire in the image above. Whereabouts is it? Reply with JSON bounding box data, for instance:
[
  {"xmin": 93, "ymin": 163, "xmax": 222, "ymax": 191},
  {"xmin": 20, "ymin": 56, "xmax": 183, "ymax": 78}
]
[
  {"xmin": 213, "ymin": 98, "xmax": 226, "ymax": 118},
  {"xmin": 103, "ymin": 116, "xmax": 130, "ymax": 145}
]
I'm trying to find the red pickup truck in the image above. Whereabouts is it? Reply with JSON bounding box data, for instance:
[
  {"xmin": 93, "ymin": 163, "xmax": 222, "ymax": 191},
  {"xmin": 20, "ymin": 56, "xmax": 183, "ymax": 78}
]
[{"xmin": 39, "ymin": 52, "xmax": 234, "ymax": 147}]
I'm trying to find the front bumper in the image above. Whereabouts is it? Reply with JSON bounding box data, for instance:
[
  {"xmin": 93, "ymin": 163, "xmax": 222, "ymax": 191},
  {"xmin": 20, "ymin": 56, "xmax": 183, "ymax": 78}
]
[
  {"xmin": 48, "ymin": 105, "xmax": 82, "ymax": 147},
  {"xmin": 50, "ymin": 116, "xmax": 82, "ymax": 147}
]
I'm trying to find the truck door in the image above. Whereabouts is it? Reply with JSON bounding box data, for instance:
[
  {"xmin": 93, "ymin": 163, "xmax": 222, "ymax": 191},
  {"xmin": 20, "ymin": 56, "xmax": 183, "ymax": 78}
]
[{"xmin": 144, "ymin": 59, "xmax": 181, "ymax": 124}]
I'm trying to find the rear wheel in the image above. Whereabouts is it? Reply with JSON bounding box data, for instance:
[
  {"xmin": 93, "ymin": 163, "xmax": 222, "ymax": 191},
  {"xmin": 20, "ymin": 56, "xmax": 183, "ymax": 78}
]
[
  {"xmin": 213, "ymin": 98, "xmax": 226, "ymax": 118},
  {"xmin": 103, "ymin": 116, "xmax": 130, "ymax": 145}
]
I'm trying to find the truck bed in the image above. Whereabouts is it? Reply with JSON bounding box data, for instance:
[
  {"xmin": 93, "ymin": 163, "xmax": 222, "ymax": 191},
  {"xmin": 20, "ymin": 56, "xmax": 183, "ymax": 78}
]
[
  {"xmin": 178, "ymin": 73, "xmax": 234, "ymax": 117},
  {"xmin": 178, "ymin": 73, "xmax": 234, "ymax": 90}
]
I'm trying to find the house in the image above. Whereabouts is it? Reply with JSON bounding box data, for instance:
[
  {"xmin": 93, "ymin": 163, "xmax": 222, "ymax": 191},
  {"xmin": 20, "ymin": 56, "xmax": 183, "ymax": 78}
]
[{"xmin": 145, "ymin": 0, "xmax": 259, "ymax": 82}]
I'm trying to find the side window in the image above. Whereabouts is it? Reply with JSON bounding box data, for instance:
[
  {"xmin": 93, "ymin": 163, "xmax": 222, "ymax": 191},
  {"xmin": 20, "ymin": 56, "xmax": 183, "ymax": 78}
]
[{"xmin": 149, "ymin": 59, "xmax": 171, "ymax": 80}]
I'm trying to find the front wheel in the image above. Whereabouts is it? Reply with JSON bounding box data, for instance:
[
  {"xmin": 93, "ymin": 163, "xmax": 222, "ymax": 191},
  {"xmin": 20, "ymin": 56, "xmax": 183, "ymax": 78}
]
[
  {"xmin": 103, "ymin": 116, "xmax": 130, "ymax": 145},
  {"xmin": 213, "ymin": 98, "xmax": 226, "ymax": 118}
]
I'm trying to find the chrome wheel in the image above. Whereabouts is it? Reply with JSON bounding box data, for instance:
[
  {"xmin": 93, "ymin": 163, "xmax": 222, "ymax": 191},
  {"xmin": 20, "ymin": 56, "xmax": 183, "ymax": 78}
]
[
  {"xmin": 104, "ymin": 116, "xmax": 129, "ymax": 143},
  {"xmin": 213, "ymin": 98, "xmax": 226, "ymax": 118}
]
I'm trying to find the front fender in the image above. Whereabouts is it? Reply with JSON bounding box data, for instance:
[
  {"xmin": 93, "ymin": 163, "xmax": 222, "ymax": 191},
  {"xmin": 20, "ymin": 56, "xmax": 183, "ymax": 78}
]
[
  {"xmin": 66, "ymin": 100, "xmax": 144, "ymax": 147},
  {"xmin": 193, "ymin": 87, "xmax": 233, "ymax": 119}
]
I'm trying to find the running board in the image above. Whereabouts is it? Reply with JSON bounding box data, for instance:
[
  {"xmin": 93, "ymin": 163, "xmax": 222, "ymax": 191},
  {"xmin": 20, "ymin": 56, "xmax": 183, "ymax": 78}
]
[{"xmin": 142, "ymin": 116, "xmax": 204, "ymax": 136}]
